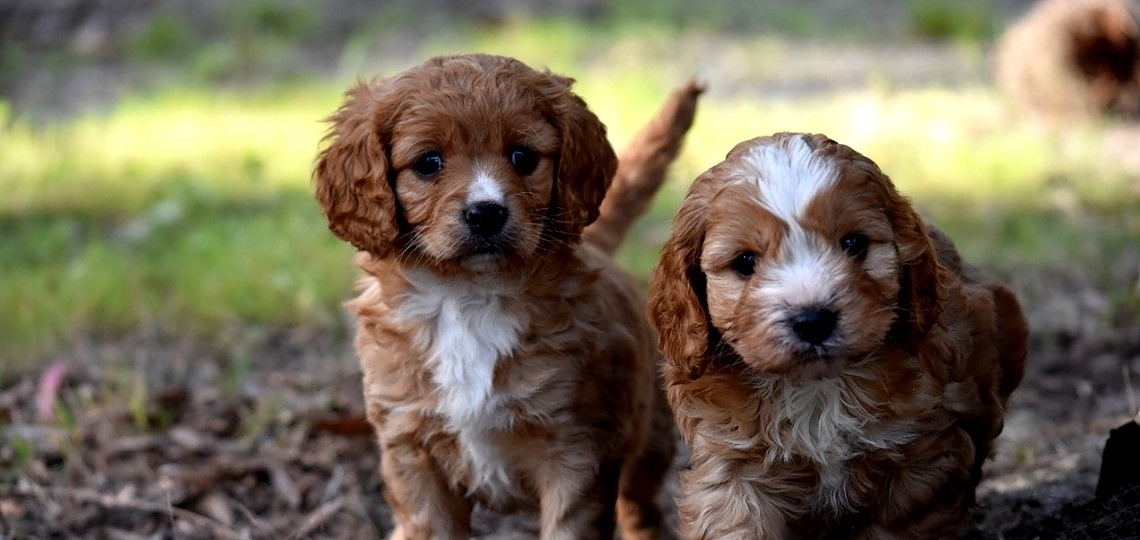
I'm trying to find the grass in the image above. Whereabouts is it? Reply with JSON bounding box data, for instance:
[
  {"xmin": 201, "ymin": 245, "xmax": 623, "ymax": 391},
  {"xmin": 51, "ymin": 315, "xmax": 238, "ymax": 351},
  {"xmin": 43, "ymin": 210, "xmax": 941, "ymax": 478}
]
[
  {"xmin": 2, "ymin": 11, "xmax": 1138, "ymax": 376},
  {"xmin": 906, "ymin": 0, "xmax": 995, "ymax": 42},
  {"xmin": 0, "ymin": 90, "xmax": 357, "ymax": 368}
]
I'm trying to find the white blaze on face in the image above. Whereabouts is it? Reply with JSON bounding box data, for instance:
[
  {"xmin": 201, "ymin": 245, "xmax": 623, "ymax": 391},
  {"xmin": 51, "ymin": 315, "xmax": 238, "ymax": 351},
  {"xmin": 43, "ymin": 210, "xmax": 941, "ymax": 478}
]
[
  {"xmin": 740, "ymin": 136, "xmax": 837, "ymax": 225},
  {"xmin": 466, "ymin": 165, "xmax": 506, "ymax": 205},
  {"xmin": 738, "ymin": 136, "xmax": 844, "ymax": 312},
  {"xmin": 760, "ymin": 228, "xmax": 845, "ymax": 309}
]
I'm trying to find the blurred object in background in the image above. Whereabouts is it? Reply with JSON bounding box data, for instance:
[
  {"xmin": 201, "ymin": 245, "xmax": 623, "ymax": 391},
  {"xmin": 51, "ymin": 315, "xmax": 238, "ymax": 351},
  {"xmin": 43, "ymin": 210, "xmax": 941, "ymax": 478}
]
[
  {"xmin": 1096, "ymin": 418, "xmax": 1140, "ymax": 500},
  {"xmin": 0, "ymin": 0, "xmax": 168, "ymax": 64},
  {"xmin": 995, "ymin": 0, "xmax": 1140, "ymax": 119}
]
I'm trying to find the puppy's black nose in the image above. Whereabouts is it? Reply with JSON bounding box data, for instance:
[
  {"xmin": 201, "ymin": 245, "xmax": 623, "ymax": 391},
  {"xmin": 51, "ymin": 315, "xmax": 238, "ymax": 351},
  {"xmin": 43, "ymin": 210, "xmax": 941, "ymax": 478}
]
[
  {"xmin": 791, "ymin": 308, "xmax": 838, "ymax": 345},
  {"xmin": 464, "ymin": 201, "xmax": 509, "ymax": 237}
]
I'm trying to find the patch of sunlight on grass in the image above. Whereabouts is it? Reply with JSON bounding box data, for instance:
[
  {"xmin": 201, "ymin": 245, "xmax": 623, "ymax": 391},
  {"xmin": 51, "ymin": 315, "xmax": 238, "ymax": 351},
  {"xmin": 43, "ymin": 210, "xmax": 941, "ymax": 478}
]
[
  {"xmin": 0, "ymin": 87, "xmax": 341, "ymax": 218},
  {"xmin": 0, "ymin": 89, "xmax": 355, "ymax": 368},
  {"xmin": 3, "ymin": 47, "xmax": 1137, "ymax": 369},
  {"xmin": 439, "ymin": 18, "xmax": 608, "ymax": 76},
  {"xmin": 670, "ymin": 87, "xmax": 1066, "ymax": 202}
]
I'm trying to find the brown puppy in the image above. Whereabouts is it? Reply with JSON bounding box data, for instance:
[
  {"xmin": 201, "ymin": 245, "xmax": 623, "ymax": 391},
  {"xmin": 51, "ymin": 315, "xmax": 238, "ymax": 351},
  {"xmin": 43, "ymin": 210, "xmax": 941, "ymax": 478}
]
[
  {"xmin": 648, "ymin": 133, "xmax": 1027, "ymax": 539},
  {"xmin": 995, "ymin": 0, "xmax": 1140, "ymax": 118},
  {"xmin": 314, "ymin": 53, "xmax": 701, "ymax": 539}
]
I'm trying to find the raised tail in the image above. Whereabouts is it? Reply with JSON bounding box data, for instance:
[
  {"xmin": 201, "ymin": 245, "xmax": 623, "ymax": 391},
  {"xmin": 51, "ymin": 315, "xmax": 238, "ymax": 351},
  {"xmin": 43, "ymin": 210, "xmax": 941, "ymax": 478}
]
[{"xmin": 584, "ymin": 79, "xmax": 704, "ymax": 254}]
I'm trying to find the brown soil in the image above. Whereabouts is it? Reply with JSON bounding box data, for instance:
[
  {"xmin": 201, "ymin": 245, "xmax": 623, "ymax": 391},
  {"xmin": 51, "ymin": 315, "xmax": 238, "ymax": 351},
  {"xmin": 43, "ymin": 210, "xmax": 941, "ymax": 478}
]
[{"xmin": 2, "ymin": 264, "xmax": 1139, "ymax": 538}]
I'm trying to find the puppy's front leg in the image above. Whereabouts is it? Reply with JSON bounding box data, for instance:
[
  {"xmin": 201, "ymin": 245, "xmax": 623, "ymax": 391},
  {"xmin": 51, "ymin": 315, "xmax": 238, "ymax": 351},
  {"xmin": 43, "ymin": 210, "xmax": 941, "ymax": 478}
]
[
  {"xmin": 380, "ymin": 438, "xmax": 471, "ymax": 540},
  {"xmin": 535, "ymin": 456, "xmax": 621, "ymax": 540},
  {"xmin": 676, "ymin": 465, "xmax": 790, "ymax": 540}
]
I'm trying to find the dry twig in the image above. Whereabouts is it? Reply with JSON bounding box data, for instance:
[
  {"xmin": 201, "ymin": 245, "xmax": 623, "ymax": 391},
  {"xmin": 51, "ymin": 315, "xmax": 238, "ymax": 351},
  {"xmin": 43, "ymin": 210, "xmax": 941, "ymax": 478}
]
[
  {"xmin": 0, "ymin": 483, "xmax": 243, "ymax": 540},
  {"xmin": 287, "ymin": 496, "xmax": 346, "ymax": 540}
]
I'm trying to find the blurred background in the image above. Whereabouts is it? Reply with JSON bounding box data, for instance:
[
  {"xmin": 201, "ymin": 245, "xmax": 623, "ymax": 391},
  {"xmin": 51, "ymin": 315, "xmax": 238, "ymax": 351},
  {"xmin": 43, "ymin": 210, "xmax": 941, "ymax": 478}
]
[{"xmin": 1, "ymin": 0, "xmax": 1139, "ymax": 537}]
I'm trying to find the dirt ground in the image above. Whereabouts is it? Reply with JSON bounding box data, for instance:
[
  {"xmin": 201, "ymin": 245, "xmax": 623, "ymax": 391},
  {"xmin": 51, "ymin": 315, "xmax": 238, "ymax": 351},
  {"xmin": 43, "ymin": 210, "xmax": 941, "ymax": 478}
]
[
  {"xmin": 3, "ymin": 0, "xmax": 1140, "ymax": 538},
  {"xmin": 2, "ymin": 268, "xmax": 1139, "ymax": 538}
]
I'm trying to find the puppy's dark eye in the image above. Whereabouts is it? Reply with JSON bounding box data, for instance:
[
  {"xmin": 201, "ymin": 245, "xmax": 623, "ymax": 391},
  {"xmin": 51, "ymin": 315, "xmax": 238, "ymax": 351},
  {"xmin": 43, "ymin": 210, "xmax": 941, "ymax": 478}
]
[
  {"xmin": 730, "ymin": 252, "xmax": 756, "ymax": 277},
  {"xmin": 508, "ymin": 146, "xmax": 540, "ymax": 175},
  {"xmin": 840, "ymin": 233, "xmax": 869, "ymax": 260},
  {"xmin": 412, "ymin": 151, "xmax": 443, "ymax": 178}
]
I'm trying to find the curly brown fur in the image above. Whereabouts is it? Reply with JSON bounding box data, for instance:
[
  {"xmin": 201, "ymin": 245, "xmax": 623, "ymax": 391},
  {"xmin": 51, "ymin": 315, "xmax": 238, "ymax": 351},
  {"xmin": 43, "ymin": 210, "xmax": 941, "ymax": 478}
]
[
  {"xmin": 647, "ymin": 133, "xmax": 1028, "ymax": 539},
  {"xmin": 314, "ymin": 54, "xmax": 700, "ymax": 539},
  {"xmin": 995, "ymin": 0, "xmax": 1140, "ymax": 119}
]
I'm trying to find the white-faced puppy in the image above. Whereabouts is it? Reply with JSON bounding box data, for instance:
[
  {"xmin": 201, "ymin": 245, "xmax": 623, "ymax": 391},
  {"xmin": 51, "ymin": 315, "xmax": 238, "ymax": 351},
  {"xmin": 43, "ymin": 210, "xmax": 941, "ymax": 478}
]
[
  {"xmin": 314, "ymin": 53, "xmax": 701, "ymax": 539},
  {"xmin": 648, "ymin": 133, "xmax": 1028, "ymax": 539}
]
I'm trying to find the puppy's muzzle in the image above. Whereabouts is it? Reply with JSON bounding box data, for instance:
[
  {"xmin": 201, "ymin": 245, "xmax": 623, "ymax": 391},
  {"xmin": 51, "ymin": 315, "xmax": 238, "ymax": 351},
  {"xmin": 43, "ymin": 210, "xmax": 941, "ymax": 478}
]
[
  {"xmin": 790, "ymin": 307, "xmax": 838, "ymax": 346},
  {"xmin": 464, "ymin": 201, "xmax": 509, "ymax": 238}
]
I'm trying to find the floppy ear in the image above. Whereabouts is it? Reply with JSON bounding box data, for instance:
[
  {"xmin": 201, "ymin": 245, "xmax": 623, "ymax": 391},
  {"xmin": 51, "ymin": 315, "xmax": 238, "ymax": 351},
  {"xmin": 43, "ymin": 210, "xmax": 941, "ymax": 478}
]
[
  {"xmin": 313, "ymin": 80, "xmax": 399, "ymax": 257},
  {"xmin": 836, "ymin": 146, "xmax": 943, "ymax": 343},
  {"xmin": 886, "ymin": 187, "xmax": 943, "ymax": 342},
  {"xmin": 648, "ymin": 178, "xmax": 718, "ymax": 382},
  {"xmin": 542, "ymin": 75, "xmax": 619, "ymax": 242}
]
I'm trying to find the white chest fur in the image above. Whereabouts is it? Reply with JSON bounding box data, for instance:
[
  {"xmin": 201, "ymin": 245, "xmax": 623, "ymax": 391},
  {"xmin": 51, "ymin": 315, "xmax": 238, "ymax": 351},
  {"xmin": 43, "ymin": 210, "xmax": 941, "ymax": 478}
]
[
  {"xmin": 397, "ymin": 271, "xmax": 527, "ymax": 500},
  {"xmin": 751, "ymin": 374, "xmax": 921, "ymax": 513}
]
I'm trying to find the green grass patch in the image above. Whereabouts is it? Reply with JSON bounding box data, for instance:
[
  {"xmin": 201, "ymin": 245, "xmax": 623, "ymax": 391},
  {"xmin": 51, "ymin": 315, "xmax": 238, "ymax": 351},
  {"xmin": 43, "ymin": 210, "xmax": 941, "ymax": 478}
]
[
  {"xmin": 906, "ymin": 0, "xmax": 995, "ymax": 42},
  {"xmin": 126, "ymin": 9, "xmax": 198, "ymax": 62},
  {"xmin": 4, "ymin": 23, "xmax": 1139, "ymax": 373},
  {"xmin": 121, "ymin": 1, "xmax": 318, "ymax": 82},
  {"xmin": 0, "ymin": 89, "xmax": 356, "ymax": 371}
]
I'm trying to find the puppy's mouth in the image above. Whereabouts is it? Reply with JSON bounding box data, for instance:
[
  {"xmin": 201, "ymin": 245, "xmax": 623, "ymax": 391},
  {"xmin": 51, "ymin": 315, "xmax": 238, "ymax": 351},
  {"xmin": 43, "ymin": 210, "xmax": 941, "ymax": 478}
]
[
  {"xmin": 791, "ymin": 344, "xmax": 836, "ymax": 362},
  {"xmin": 453, "ymin": 201, "xmax": 523, "ymax": 272},
  {"xmin": 728, "ymin": 333, "xmax": 846, "ymax": 379},
  {"xmin": 763, "ymin": 343, "xmax": 853, "ymax": 381},
  {"xmin": 468, "ymin": 238, "xmax": 506, "ymax": 255},
  {"xmin": 456, "ymin": 238, "xmax": 513, "ymax": 271}
]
